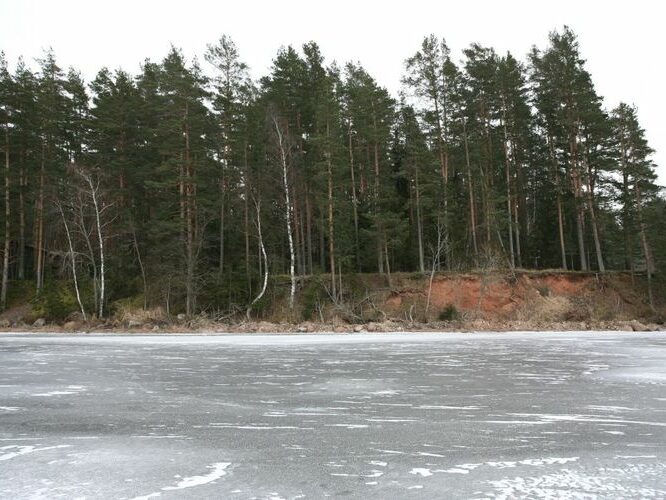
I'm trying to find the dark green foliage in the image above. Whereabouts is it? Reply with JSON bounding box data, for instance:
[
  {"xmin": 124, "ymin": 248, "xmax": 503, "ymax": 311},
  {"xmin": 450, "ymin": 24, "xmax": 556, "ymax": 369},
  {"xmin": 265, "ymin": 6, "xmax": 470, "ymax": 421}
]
[
  {"xmin": 31, "ymin": 281, "xmax": 77, "ymax": 321},
  {"xmin": 301, "ymin": 278, "xmax": 322, "ymax": 321},
  {"xmin": 439, "ymin": 304, "xmax": 460, "ymax": 321}
]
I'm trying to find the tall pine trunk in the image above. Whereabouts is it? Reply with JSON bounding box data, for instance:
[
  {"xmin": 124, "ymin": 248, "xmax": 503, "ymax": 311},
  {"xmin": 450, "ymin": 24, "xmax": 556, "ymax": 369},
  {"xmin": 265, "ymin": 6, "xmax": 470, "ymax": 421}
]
[
  {"xmin": 501, "ymin": 109, "xmax": 514, "ymax": 268},
  {"xmin": 0, "ymin": 125, "xmax": 10, "ymax": 309},
  {"xmin": 548, "ymin": 136, "xmax": 567, "ymax": 270},
  {"xmin": 463, "ymin": 119, "xmax": 478, "ymax": 260},
  {"xmin": 35, "ymin": 141, "xmax": 45, "ymax": 290},
  {"xmin": 184, "ymin": 103, "xmax": 195, "ymax": 316},
  {"xmin": 347, "ymin": 127, "xmax": 360, "ymax": 271},
  {"xmin": 635, "ymin": 183, "xmax": 655, "ymax": 311},
  {"xmin": 218, "ymin": 158, "xmax": 225, "ymax": 278},
  {"xmin": 414, "ymin": 163, "xmax": 424, "ymax": 273},
  {"xmin": 18, "ymin": 149, "xmax": 25, "ymax": 280}
]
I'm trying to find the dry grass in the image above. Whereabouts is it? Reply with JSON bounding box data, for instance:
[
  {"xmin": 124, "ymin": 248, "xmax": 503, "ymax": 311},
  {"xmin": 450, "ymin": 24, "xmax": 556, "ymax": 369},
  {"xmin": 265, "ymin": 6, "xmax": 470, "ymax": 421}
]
[
  {"xmin": 515, "ymin": 295, "xmax": 572, "ymax": 323},
  {"xmin": 115, "ymin": 303, "xmax": 168, "ymax": 325}
]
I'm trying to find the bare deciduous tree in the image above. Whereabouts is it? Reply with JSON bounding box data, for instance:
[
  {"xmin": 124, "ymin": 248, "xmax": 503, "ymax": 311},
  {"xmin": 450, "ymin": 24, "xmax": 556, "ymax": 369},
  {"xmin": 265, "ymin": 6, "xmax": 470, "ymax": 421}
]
[
  {"xmin": 56, "ymin": 201, "xmax": 87, "ymax": 321},
  {"xmin": 272, "ymin": 114, "xmax": 296, "ymax": 309},
  {"xmin": 424, "ymin": 221, "xmax": 448, "ymax": 320},
  {"xmin": 246, "ymin": 198, "xmax": 268, "ymax": 320},
  {"xmin": 75, "ymin": 167, "xmax": 109, "ymax": 319}
]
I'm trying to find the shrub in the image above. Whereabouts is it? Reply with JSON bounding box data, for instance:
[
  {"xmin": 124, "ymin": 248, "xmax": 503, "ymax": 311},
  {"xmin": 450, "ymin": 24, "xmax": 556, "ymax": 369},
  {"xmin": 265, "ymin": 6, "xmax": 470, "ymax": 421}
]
[
  {"xmin": 301, "ymin": 279, "xmax": 322, "ymax": 321},
  {"xmin": 439, "ymin": 303, "xmax": 460, "ymax": 321},
  {"xmin": 31, "ymin": 281, "xmax": 78, "ymax": 321}
]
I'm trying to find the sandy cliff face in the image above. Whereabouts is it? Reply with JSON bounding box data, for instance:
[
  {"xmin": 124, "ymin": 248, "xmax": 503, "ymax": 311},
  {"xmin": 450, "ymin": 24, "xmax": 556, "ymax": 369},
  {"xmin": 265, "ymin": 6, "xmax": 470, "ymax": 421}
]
[{"xmin": 380, "ymin": 272, "xmax": 658, "ymax": 323}]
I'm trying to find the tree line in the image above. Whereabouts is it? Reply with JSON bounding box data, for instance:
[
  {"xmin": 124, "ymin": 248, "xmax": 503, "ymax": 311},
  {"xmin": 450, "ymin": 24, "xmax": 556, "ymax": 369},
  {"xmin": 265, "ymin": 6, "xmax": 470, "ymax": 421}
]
[{"xmin": 0, "ymin": 26, "xmax": 663, "ymax": 319}]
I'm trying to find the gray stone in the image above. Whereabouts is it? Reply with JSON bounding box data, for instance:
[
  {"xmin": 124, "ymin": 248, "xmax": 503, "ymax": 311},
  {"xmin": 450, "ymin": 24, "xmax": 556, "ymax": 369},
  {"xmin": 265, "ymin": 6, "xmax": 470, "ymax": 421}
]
[{"xmin": 630, "ymin": 320, "xmax": 650, "ymax": 332}]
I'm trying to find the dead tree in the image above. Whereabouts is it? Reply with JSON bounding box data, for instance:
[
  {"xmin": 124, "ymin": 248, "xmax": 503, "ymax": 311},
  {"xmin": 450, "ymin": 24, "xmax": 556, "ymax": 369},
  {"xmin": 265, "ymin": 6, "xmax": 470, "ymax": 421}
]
[
  {"xmin": 246, "ymin": 198, "xmax": 268, "ymax": 320},
  {"xmin": 424, "ymin": 221, "xmax": 447, "ymax": 320}
]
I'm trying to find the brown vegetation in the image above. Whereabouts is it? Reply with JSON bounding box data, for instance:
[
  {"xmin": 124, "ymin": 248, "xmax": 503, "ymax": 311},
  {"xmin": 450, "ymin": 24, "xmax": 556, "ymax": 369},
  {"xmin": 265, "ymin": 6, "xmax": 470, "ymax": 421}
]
[{"xmin": 0, "ymin": 271, "xmax": 663, "ymax": 334}]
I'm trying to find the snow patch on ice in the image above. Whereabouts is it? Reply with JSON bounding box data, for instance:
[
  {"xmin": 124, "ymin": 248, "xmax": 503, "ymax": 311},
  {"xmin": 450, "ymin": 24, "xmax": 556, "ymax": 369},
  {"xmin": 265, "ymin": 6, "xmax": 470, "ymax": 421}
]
[
  {"xmin": 0, "ymin": 444, "xmax": 71, "ymax": 461},
  {"xmin": 33, "ymin": 385, "xmax": 86, "ymax": 397},
  {"xmin": 443, "ymin": 468, "xmax": 470, "ymax": 474},
  {"xmin": 326, "ymin": 424, "xmax": 369, "ymax": 429},
  {"xmin": 410, "ymin": 468, "xmax": 433, "ymax": 477},
  {"xmin": 484, "ymin": 468, "xmax": 665, "ymax": 499},
  {"xmin": 161, "ymin": 462, "xmax": 230, "ymax": 490},
  {"xmin": 209, "ymin": 424, "xmax": 312, "ymax": 430},
  {"xmin": 417, "ymin": 452, "xmax": 445, "ymax": 458},
  {"xmin": 418, "ymin": 405, "xmax": 484, "ymax": 410}
]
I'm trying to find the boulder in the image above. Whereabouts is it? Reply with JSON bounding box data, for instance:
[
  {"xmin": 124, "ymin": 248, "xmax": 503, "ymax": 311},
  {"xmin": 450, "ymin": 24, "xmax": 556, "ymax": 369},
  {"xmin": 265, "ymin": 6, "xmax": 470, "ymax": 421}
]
[
  {"xmin": 63, "ymin": 321, "xmax": 79, "ymax": 331},
  {"xmin": 176, "ymin": 313, "xmax": 187, "ymax": 321},
  {"xmin": 0, "ymin": 319, "xmax": 10, "ymax": 328},
  {"xmin": 33, "ymin": 318, "xmax": 46, "ymax": 327},
  {"xmin": 353, "ymin": 325, "xmax": 365, "ymax": 333},
  {"xmin": 128, "ymin": 319, "xmax": 142, "ymax": 329},
  {"xmin": 629, "ymin": 320, "xmax": 650, "ymax": 332}
]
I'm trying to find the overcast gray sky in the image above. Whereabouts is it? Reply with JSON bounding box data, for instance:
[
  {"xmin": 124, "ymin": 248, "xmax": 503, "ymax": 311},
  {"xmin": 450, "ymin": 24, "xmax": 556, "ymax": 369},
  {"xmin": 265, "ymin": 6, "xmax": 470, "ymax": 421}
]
[{"xmin": 1, "ymin": 0, "xmax": 664, "ymax": 183}]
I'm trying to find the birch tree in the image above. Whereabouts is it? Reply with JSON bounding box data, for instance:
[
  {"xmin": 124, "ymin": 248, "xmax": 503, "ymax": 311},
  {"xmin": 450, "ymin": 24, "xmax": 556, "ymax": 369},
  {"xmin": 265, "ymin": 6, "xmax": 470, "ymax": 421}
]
[{"xmin": 272, "ymin": 114, "xmax": 296, "ymax": 309}]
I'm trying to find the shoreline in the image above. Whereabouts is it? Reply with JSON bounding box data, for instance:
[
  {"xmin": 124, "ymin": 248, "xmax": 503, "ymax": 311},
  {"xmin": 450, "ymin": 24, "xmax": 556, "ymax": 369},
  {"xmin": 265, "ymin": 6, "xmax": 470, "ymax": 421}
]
[{"xmin": 0, "ymin": 319, "xmax": 663, "ymax": 335}]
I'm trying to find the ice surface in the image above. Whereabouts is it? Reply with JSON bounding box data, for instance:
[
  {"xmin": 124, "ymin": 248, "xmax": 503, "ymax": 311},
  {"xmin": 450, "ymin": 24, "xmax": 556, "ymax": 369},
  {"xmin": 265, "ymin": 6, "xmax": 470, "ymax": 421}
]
[
  {"xmin": 162, "ymin": 462, "xmax": 230, "ymax": 490},
  {"xmin": 0, "ymin": 444, "xmax": 71, "ymax": 461},
  {"xmin": 0, "ymin": 331, "xmax": 665, "ymax": 498}
]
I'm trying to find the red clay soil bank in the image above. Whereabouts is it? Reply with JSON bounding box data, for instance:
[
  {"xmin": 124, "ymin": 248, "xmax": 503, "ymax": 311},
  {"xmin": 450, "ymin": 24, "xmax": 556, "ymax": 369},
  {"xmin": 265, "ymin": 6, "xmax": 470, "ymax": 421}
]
[{"xmin": 382, "ymin": 272, "xmax": 640, "ymax": 321}]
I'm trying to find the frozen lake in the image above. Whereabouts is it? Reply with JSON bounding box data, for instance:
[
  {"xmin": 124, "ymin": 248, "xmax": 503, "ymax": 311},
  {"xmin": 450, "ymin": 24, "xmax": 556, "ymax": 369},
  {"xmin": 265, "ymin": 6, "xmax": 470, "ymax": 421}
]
[{"xmin": 1, "ymin": 331, "xmax": 665, "ymax": 498}]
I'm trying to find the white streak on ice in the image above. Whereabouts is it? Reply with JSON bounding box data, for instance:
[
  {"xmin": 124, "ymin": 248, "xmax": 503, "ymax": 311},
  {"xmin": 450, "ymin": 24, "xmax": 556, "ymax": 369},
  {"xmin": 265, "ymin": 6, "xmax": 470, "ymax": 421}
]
[
  {"xmin": 131, "ymin": 462, "xmax": 231, "ymax": 499},
  {"xmin": 410, "ymin": 468, "xmax": 433, "ymax": 477},
  {"xmin": 33, "ymin": 385, "xmax": 86, "ymax": 397},
  {"xmin": 444, "ymin": 468, "xmax": 470, "ymax": 474},
  {"xmin": 162, "ymin": 462, "xmax": 231, "ymax": 490},
  {"xmin": 0, "ymin": 444, "xmax": 71, "ymax": 461}
]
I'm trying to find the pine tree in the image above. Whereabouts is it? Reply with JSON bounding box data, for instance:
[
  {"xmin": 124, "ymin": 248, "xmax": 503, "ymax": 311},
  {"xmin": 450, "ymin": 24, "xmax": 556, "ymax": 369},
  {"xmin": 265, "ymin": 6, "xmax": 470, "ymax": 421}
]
[
  {"xmin": 611, "ymin": 103, "xmax": 660, "ymax": 307},
  {"xmin": 0, "ymin": 52, "xmax": 12, "ymax": 309},
  {"xmin": 205, "ymin": 35, "xmax": 252, "ymax": 280},
  {"xmin": 403, "ymin": 36, "xmax": 455, "ymax": 268}
]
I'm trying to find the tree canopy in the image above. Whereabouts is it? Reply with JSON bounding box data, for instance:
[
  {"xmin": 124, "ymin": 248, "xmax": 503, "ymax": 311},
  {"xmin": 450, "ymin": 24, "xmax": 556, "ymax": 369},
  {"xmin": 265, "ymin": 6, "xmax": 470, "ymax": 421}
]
[{"xmin": 0, "ymin": 27, "xmax": 662, "ymax": 317}]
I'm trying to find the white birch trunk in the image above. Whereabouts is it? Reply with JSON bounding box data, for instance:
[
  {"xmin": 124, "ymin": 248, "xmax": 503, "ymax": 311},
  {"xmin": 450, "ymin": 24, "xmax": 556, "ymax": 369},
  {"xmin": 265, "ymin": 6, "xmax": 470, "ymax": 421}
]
[
  {"xmin": 273, "ymin": 117, "xmax": 296, "ymax": 309},
  {"xmin": 247, "ymin": 199, "xmax": 268, "ymax": 319},
  {"xmin": 81, "ymin": 172, "xmax": 105, "ymax": 319},
  {"xmin": 57, "ymin": 202, "xmax": 87, "ymax": 321}
]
